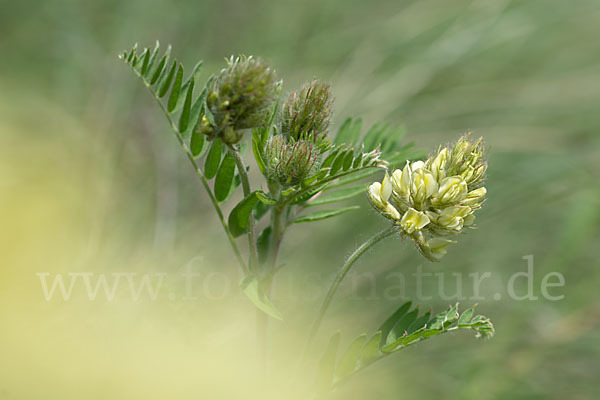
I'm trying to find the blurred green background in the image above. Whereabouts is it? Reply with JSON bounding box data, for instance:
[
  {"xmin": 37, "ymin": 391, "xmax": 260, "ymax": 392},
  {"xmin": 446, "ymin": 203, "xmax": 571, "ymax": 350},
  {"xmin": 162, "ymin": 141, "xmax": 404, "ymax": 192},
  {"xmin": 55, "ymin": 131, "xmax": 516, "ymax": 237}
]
[{"xmin": 1, "ymin": 0, "xmax": 599, "ymax": 399}]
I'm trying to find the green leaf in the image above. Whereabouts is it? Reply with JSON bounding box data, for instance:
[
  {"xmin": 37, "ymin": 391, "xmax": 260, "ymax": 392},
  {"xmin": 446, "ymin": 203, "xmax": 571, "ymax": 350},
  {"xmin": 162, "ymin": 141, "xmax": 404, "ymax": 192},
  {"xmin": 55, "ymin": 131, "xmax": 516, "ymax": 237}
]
[
  {"xmin": 335, "ymin": 118, "xmax": 362, "ymax": 146},
  {"xmin": 167, "ymin": 64, "xmax": 184, "ymax": 112},
  {"xmin": 257, "ymin": 226, "xmax": 272, "ymax": 265},
  {"xmin": 326, "ymin": 168, "xmax": 381, "ymax": 190},
  {"xmin": 290, "ymin": 183, "xmax": 328, "ymax": 205},
  {"xmin": 183, "ymin": 87, "xmax": 208, "ymax": 138},
  {"xmin": 252, "ymin": 132, "xmax": 267, "ymax": 176},
  {"xmin": 178, "ymin": 78, "xmax": 194, "ymax": 134},
  {"xmin": 458, "ymin": 307, "xmax": 475, "ymax": 326},
  {"xmin": 400, "ymin": 326, "xmax": 427, "ymax": 347},
  {"xmin": 149, "ymin": 45, "xmax": 172, "ymax": 85},
  {"xmin": 126, "ymin": 43, "xmax": 137, "ymax": 62},
  {"xmin": 190, "ymin": 132, "xmax": 206, "ymax": 158},
  {"xmin": 363, "ymin": 122, "xmax": 388, "ymax": 152},
  {"xmin": 185, "ymin": 61, "xmax": 203, "ymax": 89},
  {"xmin": 321, "ymin": 147, "xmax": 341, "ymax": 169},
  {"xmin": 294, "ymin": 206, "xmax": 359, "ymax": 223},
  {"xmin": 377, "ymin": 301, "xmax": 411, "ymax": 348},
  {"xmin": 316, "ymin": 331, "xmax": 341, "ymax": 394},
  {"xmin": 149, "ymin": 54, "xmax": 167, "ymax": 85},
  {"xmin": 329, "ymin": 149, "xmax": 348, "ymax": 176},
  {"xmin": 336, "ymin": 333, "xmax": 367, "ymax": 380},
  {"xmin": 342, "ymin": 149, "xmax": 355, "ymax": 171},
  {"xmin": 204, "ymin": 139, "xmax": 222, "ymax": 179},
  {"xmin": 428, "ymin": 304, "xmax": 459, "ymax": 330},
  {"xmin": 214, "ymin": 152, "xmax": 236, "ymax": 202},
  {"xmin": 240, "ymin": 275, "xmax": 282, "ymax": 320},
  {"xmin": 443, "ymin": 304, "xmax": 459, "ymax": 328},
  {"xmin": 358, "ymin": 332, "xmax": 381, "ymax": 367},
  {"xmin": 228, "ymin": 191, "xmax": 260, "ymax": 237},
  {"xmin": 254, "ymin": 200, "xmax": 270, "ymax": 221},
  {"xmin": 385, "ymin": 308, "xmax": 419, "ymax": 346},
  {"xmin": 407, "ymin": 311, "xmax": 431, "ymax": 334},
  {"xmin": 307, "ymin": 185, "xmax": 366, "ymax": 207},
  {"xmin": 143, "ymin": 41, "xmax": 160, "ymax": 78},
  {"xmin": 158, "ymin": 59, "xmax": 177, "ymax": 98},
  {"xmin": 140, "ymin": 47, "xmax": 151, "ymax": 75},
  {"xmin": 256, "ymin": 190, "xmax": 278, "ymax": 205}
]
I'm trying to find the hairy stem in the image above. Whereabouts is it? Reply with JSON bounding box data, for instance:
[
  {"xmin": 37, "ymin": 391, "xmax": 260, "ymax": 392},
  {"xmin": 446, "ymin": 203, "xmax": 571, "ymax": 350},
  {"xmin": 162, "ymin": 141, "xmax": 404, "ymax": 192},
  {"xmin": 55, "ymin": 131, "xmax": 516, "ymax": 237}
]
[
  {"xmin": 134, "ymin": 70, "xmax": 247, "ymax": 273},
  {"xmin": 229, "ymin": 146, "xmax": 259, "ymax": 273},
  {"xmin": 304, "ymin": 225, "xmax": 397, "ymax": 355}
]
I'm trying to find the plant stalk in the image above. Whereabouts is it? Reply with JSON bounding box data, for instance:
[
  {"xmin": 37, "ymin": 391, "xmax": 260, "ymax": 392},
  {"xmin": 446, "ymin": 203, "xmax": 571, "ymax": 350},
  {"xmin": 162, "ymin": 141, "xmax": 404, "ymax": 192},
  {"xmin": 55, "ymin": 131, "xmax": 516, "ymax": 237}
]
[
  {"xmin": 229, "ymin": 146, "xmax": 260, "ymax": 273},
  {"xmin": 304, "ymin": 225, "xmax": 397, "ymax": 356}
]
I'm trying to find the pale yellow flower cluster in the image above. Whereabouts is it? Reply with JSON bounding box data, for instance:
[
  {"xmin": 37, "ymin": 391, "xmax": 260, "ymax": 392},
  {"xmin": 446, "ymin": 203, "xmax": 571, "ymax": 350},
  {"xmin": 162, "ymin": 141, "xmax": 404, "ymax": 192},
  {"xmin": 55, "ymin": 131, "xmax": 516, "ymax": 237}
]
[{"xmin": 367, "ymin": 135, "xmax": 487, "ymax": 261}]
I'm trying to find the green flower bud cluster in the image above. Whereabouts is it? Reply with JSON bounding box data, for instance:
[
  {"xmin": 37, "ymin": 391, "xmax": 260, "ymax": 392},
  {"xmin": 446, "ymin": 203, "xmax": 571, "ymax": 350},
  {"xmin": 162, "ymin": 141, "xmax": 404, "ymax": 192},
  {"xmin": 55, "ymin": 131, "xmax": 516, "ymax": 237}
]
[
  {"xmin": 281, "ymin": 80, "xmax": 333, "ymax": 149},
  {"xmin": 197, "ymin": 56, "xmax": 279, "ymax": 144},
  {"xmin": 264, "ymin": 80, "xmax": 334, "ymax": 187},
  {"xmin": 265, "ymin": 135, "xmax": 320, "ymax": 186},
  {"xmin": 367, "ymin": 134, "xmax": 487, "ymax": 261}
]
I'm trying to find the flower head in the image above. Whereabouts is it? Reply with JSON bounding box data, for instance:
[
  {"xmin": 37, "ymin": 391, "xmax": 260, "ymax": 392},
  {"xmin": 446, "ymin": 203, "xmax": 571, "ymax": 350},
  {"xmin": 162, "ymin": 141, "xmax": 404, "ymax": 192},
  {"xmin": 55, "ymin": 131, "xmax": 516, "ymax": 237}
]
[
  {"xmin": 367, "ymin": 134, "xmax": 488, "ymax": 261},
  {"xmin": 281, "ymin": 80, "xmax": 333, "ymax": 150},
  {"xmin": 265, "ymin": 135, "xmax": 320, "ymax": 186},
  {"xmin": 198, "ymin": 56, "xmax": 279, "ymax": 144}
]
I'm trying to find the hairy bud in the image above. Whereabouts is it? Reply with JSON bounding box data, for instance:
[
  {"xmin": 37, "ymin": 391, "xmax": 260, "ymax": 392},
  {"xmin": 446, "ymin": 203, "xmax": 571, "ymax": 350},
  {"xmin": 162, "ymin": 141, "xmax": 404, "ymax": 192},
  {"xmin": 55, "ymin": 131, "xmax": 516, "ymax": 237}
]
[
  {"xmin": 265, "ymin": 136, "xmax": 320, "ymax": 186},
  {"xmin": 199, "ymin": 56, "xmax": 279, "ymax": 144},
  {"xmin": 281, "ymin": 80, "xmax": 333, "ymax": 149}
]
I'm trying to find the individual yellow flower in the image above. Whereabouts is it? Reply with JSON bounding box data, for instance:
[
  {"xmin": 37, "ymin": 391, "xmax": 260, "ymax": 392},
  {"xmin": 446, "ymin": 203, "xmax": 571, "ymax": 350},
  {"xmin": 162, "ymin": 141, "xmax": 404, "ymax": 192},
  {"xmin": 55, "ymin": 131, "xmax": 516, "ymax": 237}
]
[
  {"xmin": 421, "ymin": 237, "xmax": 456, "ymax": 262},
  {"xmin": 400, "ymin": 208, "xmax": 430, "ymax": 234},
  {"xmin": 431, "ymin": 176, "xmax": 468, "ymax": 206},
  {"xmin": 433, "ymin": 205, "xmax": 472, "ymax": 231},
  {"xmin": 410, "ymin": 167, "xmax": 438, "ymax": 207},
  {"xmin": 427, "ymin": 147, "xmax": 448, "ymax": 181},
  {"xmin": 367, "ymin": 173, "xmax": 401, "ymax": 221}
]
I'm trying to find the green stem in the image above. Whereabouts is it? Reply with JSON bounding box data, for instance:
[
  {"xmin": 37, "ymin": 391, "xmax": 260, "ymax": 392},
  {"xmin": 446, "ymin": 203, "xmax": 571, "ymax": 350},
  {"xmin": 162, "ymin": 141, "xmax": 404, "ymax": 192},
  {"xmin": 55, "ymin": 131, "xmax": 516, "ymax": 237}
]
[
  {"xmin": 134, "ymin": 69, "xmax": 247, "ymax": 273},
  {"xmin": 304, "ymin": 225, "xmax": 397, "ymax": 355},
  {"xmin": 229, "ymin": 146, "xmax": 259, "ymax": 273}
]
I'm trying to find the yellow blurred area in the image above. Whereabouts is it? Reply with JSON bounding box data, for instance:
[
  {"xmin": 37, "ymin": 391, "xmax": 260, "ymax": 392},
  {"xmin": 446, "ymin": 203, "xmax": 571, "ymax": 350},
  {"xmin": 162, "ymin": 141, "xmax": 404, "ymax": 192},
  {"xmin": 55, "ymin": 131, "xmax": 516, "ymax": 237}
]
[{"xmin": 0, "ymin": 92, "xmax": 309, "ymax": 399}]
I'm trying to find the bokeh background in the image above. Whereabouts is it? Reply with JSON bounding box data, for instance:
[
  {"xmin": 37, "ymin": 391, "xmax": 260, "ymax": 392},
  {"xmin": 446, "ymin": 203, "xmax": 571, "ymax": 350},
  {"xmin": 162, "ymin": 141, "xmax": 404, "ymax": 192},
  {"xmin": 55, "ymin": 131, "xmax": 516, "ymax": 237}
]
[{"xmin": 1, "ymin": 0, "xmax": 599, "ymax": 399}]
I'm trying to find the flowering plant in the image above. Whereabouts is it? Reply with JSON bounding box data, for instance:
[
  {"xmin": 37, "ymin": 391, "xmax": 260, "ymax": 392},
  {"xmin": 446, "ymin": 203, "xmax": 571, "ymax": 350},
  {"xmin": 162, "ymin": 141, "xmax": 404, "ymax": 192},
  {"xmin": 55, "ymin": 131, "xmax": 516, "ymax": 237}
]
[{"xmin": 121, "ymin": 42, "xmax": 494, "ymax": 397}]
